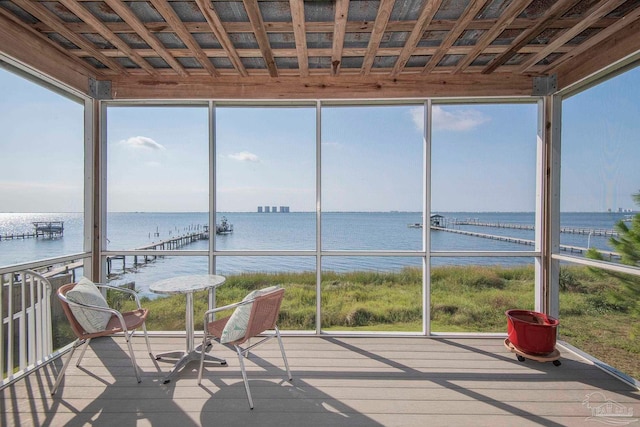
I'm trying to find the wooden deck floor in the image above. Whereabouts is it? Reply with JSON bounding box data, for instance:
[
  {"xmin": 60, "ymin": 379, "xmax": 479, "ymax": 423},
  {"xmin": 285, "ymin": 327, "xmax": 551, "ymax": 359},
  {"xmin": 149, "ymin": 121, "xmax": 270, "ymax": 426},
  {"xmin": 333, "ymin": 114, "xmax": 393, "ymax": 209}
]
[{"xmin": 2, "ymin": 336, "xmax": 639, "ymax": 426}]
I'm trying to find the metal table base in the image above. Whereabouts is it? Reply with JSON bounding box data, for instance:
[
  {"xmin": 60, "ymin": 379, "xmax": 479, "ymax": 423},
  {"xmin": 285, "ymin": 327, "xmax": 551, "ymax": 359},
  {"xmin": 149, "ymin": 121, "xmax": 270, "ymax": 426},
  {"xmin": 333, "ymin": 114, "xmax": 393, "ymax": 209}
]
[
  {"xmin": 156, "ymin": 342, "xmax": 226, "ymax": 384},
  {"xmin": 149, "ymin": 276, "xmax": 228, "ymax": 384}
]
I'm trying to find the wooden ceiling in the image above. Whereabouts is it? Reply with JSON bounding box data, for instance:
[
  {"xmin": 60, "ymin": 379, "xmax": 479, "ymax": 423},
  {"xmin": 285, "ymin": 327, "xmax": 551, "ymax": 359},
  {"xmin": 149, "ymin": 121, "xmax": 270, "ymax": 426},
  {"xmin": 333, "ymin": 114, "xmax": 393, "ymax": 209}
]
[{"xmin": 1, "ymin": 0, "xmax": 639, "ymax": 99}]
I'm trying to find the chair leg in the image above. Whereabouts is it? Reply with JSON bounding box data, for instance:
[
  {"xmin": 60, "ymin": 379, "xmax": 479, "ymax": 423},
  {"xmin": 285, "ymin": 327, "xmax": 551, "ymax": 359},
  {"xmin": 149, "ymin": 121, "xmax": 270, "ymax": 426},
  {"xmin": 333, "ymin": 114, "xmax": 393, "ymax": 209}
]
[
  {"xmin": 197, "ymin": 335, "xmax": 209, "ymax": 385},
  {"xmin": 51, "ymin": 339, "xmax": 80, "ymax": 395},
  {"xmin": 142, "ymin": 322, "xmax": 153, "ymax": 359},
  {"xmin": 124, "ymin": 330, "xmax": 142, "ymax": 383},
  {"xmin": 235, "ymin": 345, "xmax": 254, "ymax": 409},
  {"xmin": 75, "ymin": 338, "xmax": 91, "ymax": 367},
  {"xmin": 275, "ymin": 326, "xmax": 292, "ymax": 381}
]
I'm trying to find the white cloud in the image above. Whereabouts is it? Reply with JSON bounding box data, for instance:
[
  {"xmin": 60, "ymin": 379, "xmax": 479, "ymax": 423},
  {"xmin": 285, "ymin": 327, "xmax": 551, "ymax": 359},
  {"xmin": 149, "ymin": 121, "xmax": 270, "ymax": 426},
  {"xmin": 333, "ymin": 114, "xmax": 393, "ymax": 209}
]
[
  {"xmin": 119, "ymin": 136, "xmax": 165, "ymax": 150},
  {"xmin": 432, "ymin": 106, "xmax": 490, "ymax": 131},
  {"xmin": 228, "ymin": 151, "xmax": 260, "ymax": 162},
  {"xmin": 322, "ymin": 141, "xmax": 342, "ymax": 149},
  {"xmin": 410, "ymin": 107, "xmax": 425, "ymax": 132}
]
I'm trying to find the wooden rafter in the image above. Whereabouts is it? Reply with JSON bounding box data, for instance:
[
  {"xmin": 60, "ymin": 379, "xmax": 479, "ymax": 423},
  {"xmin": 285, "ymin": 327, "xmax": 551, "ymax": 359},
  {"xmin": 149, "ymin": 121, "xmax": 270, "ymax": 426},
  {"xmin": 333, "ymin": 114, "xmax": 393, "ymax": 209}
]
[
  {"xmin": 66, "ymin": 44, "xmax": 574, "ymax": 67},
  {"xmin": 361, "ymin": 0, "xmax": 395, "ymax": 75},
  {"xmin": 518, "ymin": 0, "xmax": 629, "ymax": 73},
  {"xmin": 243, "ymin": 0, "xmax": 277, "ymax": 77},
  {"xmin": 11, "ymin": 0, "xmax": 127, "ymax": 75},
  {"xmin": 482, "ymin": 0, "xmax": 582, "ymax": 74},
  {"xmin": 38, "ymin": 17, "xmax": 622, "ymax": 36},
  {"xmin": 57, "ymin": 0, "xmax": 157, "ymax": 75},
  {"xmin": 545, "ymin": 4, "xmax": 640, "ymax": 75},
  {"xmin": 103, "ymin": 0, "xmax": 188, "ymax": 77},
  {"xmin": 390, "ymin": 0, "xmax": 443, "ymax": 78},
  {"xmin": 0, "ymin": 6, "xmax": 93, "ymax": 72},
  {"xmin": 1, "ymin": 0, "xmax": 639, "ymax": 99},
  {"xmin": 289, "ymin": 0, "xmax": 309, "ymax": 77},
  {"xmin": 149, "ymin": 0, "xmax": 218, "ymax": 77},
  {"xmin": 195, "ymin": 0, "xmax": 247, "ymax": 77},
  {"xmin": 422, "ymin": 0, "xmax": 489, "ymax": 74},
  {"xmin": 453, "ymin": 0, "xmax": 534, "ymax": 74},
  {"xmin": 331, "ymin": 0, "xmax": 350, "ymax": 76}
]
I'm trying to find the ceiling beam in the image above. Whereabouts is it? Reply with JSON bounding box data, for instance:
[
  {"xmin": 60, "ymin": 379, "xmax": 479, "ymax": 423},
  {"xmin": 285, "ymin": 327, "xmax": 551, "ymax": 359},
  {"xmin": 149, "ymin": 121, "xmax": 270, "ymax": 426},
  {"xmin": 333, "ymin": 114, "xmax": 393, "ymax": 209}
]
[
  {"xmin": 390, "ymin": 0, "xmax": 443, "ymax": 78},
  {"xmin": 57, "ymin": 0, "xmax": 157, "ymax": 75},
  {"xmin": 361, "ymin": 0, "xmax": 395, "ymax": 76},
  {"xmin": 69, "ymin": 44, "xmax": 572, "ymax": 62},
  {"xmin": 11, "ymin": 0, "xmax": 127, "ymax": 75},
  {"xmin": 195, "ymin": 0, "xmax": 247, "ymax": 77},
  {"xmin": 289, "ymin": 0, "xmax": 309, "ymax": 77},
  {"xmin": 103, "ymin": 0, "xmax": 188, "ymax": 77},
  {"xmin": 553, "ymin": 7, "xmax": 640, "ymax": 89},
  {"xmin": 482, "ymin": 0, "xmax": 581, "ymax": 74},
  {"xmin": 243, "ymin": 0, "xmax": 277, "ymax": 77},
  {"xmin": 150, "ymin": 0, "xmax": 219, "ymax": 76},
  {"xmin": 110, "ymin": 73, "xmax": 534, "ymax": 100},
  {"xmin": 0, "ymin": 11, "xmax": 92, "ymax": 95},
  {"xmin": 36, "ymin": 17, "xmax": 622, "ymax": 35},
  {"xmin": 422, "ymin": 0, "xmax": 489, "ymax": 74},
  {"xmin": 331, "ymin": 0, "xmax": 350, "ymax": 76},
  {"xmin": 518, "ymin": 0, "xmax": 628, "ymax": 73},
  {"xmin": 453, "ymin": 0, "xmax": 534, "ymax": 73}
]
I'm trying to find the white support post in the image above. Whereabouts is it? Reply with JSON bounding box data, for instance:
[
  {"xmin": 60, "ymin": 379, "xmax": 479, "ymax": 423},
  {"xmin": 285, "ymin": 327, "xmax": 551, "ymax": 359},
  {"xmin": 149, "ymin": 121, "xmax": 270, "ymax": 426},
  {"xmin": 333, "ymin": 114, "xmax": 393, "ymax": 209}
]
[
  {"xmin": 98, "ymin": 102, "xmax": 108, "ymax": 283},
  {"xmin": 534, "ymin": 98, "xmax": 545, "ymax": 313},
  {"xmin": 316, "ymin": 100, "xmax": 322, "ymax": 335},
  {"xmin": 209, "ymin": 100, "xmax": 216, "ymax": 309},
  {"xmin": 548, "ymin": 95, "xmax": 562, "ymax": 318},
  {"xmin": 424, "ymin": 99, "xmax": 431, "ymax": 336},
  {"xmin": 83, "ymin": 98, "xmax": 103, "ymax": 281},
  {"xmin": 535, "ymin": 95, "xmax": 562, "ymax": 318}
]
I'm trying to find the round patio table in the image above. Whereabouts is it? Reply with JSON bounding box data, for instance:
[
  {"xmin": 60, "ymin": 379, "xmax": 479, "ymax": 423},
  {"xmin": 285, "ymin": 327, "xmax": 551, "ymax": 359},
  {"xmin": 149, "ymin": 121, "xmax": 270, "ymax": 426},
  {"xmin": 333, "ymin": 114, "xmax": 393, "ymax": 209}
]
[{"xmin": 150, "ymin": 274, "xmax": 227, "ymax": 383}]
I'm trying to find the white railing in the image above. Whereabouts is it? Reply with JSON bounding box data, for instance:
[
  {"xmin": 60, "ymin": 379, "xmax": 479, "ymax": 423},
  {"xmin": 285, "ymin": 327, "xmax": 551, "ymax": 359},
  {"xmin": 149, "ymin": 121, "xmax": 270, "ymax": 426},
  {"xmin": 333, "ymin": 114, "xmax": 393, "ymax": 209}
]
[{"xmin": 1, "ymin": 270, "xmax": 52, "ymax": 387}]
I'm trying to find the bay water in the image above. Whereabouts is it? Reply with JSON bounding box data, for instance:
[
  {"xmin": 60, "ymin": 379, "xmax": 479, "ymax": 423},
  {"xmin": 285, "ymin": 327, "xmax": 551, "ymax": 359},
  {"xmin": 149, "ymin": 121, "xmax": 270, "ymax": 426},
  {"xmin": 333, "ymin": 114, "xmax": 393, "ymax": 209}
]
[{"xmin": 0, "ymin": 211, "xmax": 631, "ymax": 297}]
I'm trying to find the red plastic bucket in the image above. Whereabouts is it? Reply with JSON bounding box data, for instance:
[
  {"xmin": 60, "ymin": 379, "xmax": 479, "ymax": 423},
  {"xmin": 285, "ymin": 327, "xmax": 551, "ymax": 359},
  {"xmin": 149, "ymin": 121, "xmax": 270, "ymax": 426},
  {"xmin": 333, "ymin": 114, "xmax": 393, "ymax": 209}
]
[{"xmin": 506, "ymin": 309, "xmax": 558, "ymax": 355}]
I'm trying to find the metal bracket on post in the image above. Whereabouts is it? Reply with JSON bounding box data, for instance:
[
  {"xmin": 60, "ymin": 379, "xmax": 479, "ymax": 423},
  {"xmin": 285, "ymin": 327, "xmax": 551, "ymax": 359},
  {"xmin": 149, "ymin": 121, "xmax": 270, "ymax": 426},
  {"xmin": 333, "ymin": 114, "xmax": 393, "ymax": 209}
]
[
  {"xmin": 532, "ymin": 74, "xmax": 557, "ymax": 96},
  {"xmin": 88, "ymin": 78, "xmax": 112, "ymax": 100}
]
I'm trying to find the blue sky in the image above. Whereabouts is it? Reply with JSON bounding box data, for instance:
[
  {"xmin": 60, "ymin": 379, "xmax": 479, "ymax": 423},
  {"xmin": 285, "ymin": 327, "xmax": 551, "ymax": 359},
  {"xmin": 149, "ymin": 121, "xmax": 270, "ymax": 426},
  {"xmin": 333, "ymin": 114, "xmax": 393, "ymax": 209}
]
[{"xmin": 1, "ymin": 66, "xmax": 638, "ymax": 213}]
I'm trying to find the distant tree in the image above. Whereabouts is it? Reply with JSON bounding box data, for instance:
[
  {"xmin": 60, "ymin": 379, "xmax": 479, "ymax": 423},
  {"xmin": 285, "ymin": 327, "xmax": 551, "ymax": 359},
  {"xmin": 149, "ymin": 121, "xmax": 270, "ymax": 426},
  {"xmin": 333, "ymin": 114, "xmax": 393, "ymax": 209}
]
[
  {"xmin": 608, "ymin": 191, "xmax": 640, "ymax": 266},
  {"xmin": 586, "ymin": 191, "xmax": 640, "ymax": 316},
  {"xmin": 586, "ymin": 191, "xmax": 640, "ymax": 266}
]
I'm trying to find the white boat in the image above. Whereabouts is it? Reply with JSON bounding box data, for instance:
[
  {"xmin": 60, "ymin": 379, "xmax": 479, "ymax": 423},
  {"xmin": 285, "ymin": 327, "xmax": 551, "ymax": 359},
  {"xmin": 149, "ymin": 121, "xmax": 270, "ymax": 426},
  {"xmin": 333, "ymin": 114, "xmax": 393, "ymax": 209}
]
[{"xmin": 215, "ymin": 217, "xmax": 234, "ymax": 234}]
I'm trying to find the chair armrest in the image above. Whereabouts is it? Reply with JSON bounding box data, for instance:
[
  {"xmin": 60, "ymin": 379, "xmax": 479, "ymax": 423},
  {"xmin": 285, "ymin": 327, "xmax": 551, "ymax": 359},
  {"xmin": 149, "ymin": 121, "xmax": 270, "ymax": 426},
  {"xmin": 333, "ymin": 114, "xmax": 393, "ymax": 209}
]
[
  {"xmin": 64, "ymin": 298, "xmax": 120, "ymax": 316},
  {"xmin": 96, "ymin": 284, "xmax": 143, "ymax": 308},
  {"xmin": 202, "ymin": 299, "xmax": 252, "ymax": 325},
  {"xmin": 64, "ymin": 298, "xmax": 130, "ymax": 333}
]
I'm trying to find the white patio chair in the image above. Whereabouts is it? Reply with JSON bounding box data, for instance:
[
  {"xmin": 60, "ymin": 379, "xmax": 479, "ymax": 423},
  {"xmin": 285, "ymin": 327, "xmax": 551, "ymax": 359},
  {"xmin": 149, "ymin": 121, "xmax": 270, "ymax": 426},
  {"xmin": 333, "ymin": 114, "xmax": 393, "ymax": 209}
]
[
  {"xmin": 197, "ymin": 286, "xmax": 292, "ymax": 409},
  {"xmin": 51, "ymin": 280, "xmax": 153, "ymax": 395}
]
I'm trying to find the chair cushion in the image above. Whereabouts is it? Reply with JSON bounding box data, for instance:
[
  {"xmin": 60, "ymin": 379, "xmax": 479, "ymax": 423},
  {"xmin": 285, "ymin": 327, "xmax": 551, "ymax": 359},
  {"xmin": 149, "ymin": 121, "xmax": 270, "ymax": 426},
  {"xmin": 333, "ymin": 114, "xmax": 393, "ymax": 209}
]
[
  {"xmin": 220, "ymin": 286, "xmax": 280, "ymax": 344},
  {"xmin": 66, "ymin": 277, "xmax": 111, "ymax": 333}
]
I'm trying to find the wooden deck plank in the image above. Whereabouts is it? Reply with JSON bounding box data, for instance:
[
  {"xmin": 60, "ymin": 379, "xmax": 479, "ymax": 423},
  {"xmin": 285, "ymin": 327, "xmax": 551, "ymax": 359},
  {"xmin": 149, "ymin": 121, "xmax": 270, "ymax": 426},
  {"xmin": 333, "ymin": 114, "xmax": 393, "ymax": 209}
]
[{"xmin": 1, "ymin": 336, "xmax": 638, "ymax": 427}]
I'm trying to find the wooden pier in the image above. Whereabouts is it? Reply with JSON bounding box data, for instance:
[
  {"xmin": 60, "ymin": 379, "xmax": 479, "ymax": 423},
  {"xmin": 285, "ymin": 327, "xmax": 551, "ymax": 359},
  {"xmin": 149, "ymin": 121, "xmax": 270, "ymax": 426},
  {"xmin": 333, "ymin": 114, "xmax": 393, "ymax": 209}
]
[
  {"xmin": 453, "ymin": 220, "xmax": 535, "ymax": 230},
  {"xmin": 453, "ymin": 220, "xmax": 618, "ymax": 237},
  {"xmin": 0, "ymin": 221, "xmax": 64, "ymax": 241},
  {"xmin": 432, "ymin": 226, "xmax": 619, "ymax": 259},
  {"xmin": 19, "ymin": 228, "xmax": 210, "ymax": 281},
  {"xmin": 106, "ymin": 230, "xmax": 209, "ymax": 276},
  {"xmin": 33, "ymin": 221, "xmax": 64, "ymax": 238}
]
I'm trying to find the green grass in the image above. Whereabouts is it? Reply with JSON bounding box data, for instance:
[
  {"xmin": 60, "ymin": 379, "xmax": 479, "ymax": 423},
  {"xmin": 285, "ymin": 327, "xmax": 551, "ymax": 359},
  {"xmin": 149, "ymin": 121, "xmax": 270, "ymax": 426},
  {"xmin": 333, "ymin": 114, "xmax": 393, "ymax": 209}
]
[{"xmin": 98, "ymin": 265, "xmax": 638, "ymax": 380}]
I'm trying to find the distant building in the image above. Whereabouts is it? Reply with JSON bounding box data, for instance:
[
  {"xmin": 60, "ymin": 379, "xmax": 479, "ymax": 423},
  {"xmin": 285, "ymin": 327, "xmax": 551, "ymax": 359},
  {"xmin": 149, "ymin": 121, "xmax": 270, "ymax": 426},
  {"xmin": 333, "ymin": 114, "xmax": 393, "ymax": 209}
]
[{"xmin": 258, "ymin": 205, "xmax": 290, "ymax": 213}]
